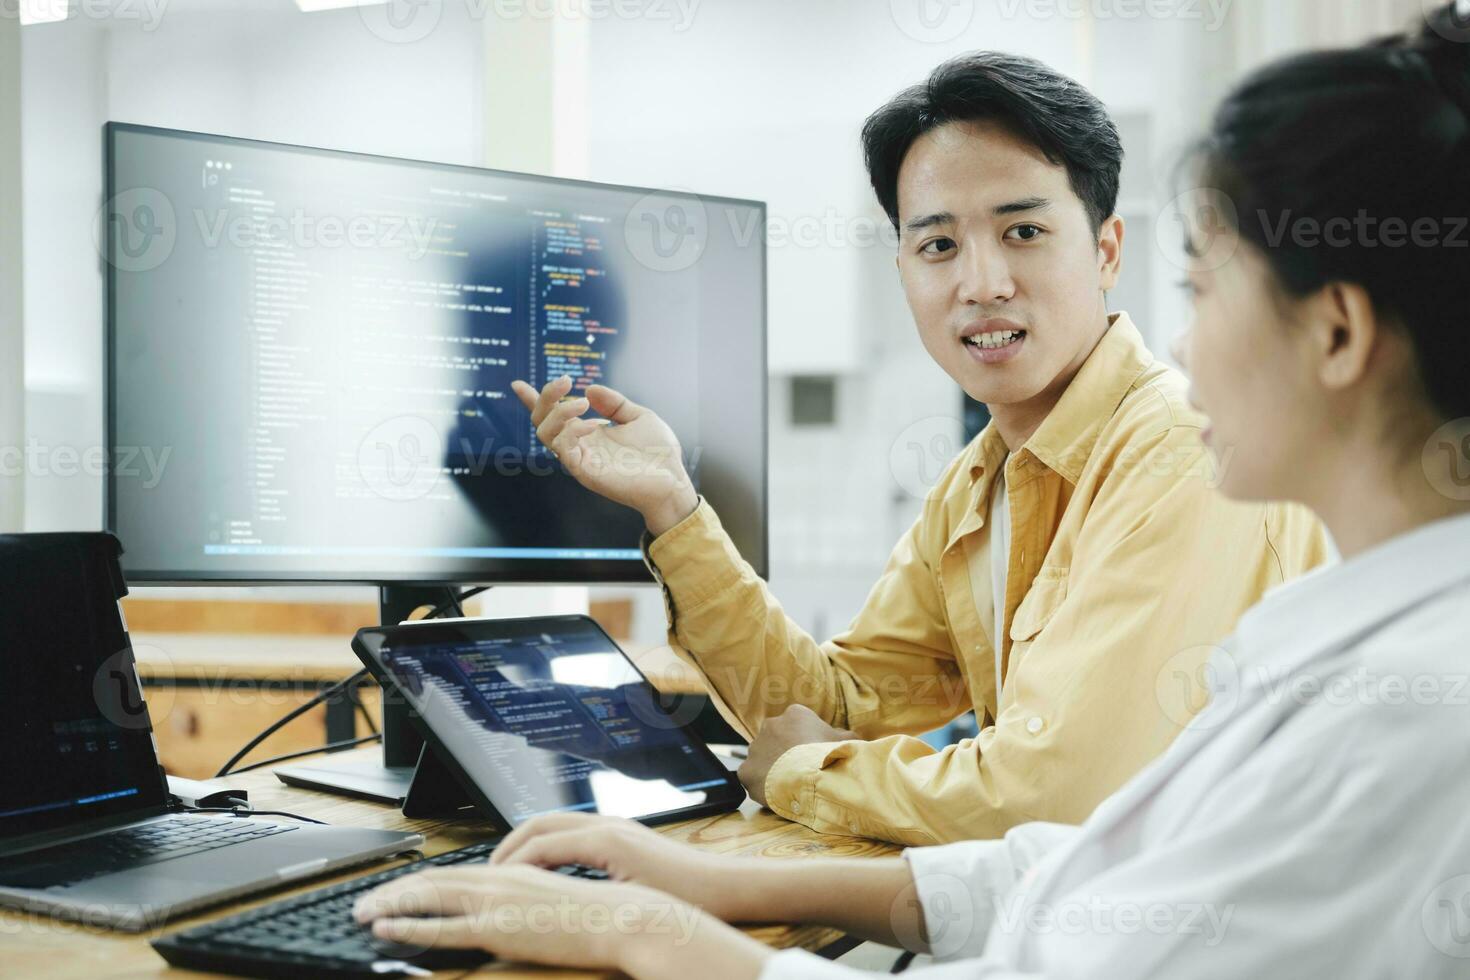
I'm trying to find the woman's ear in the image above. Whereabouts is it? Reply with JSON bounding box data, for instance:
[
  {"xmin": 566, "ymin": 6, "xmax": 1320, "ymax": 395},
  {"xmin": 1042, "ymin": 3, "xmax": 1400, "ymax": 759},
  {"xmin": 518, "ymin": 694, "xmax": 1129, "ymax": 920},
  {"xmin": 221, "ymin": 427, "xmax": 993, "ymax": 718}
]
[{"xmin": 1308, "ymin": 282, "xmax": 1380, "ymax": 393}]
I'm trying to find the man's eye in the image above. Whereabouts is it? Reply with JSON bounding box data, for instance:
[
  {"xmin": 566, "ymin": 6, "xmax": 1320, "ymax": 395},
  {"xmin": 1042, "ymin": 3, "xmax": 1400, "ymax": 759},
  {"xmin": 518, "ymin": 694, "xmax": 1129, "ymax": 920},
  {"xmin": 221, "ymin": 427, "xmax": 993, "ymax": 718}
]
[
  {"xmin": 1006, "ymin": 224, "xmax": 1045, "ymax": 242},
  {"xmin": 920, "ymin": 238, "xmax": 956, "ymax": 255}
]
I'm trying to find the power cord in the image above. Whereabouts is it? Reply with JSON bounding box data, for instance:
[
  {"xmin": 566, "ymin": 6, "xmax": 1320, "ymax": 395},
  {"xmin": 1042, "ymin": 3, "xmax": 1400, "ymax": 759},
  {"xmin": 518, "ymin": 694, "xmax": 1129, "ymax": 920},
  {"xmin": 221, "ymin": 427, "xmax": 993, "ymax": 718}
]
[
  {"xmin": 215, "ymin": 668, "xmax": 371, "ymax": 778},
  {"xmin": 223, "ymin": 734, "xmax": 383, "ymax": 776},
  {"xmin": 174, "ymin": 797, "xmax": 328, "ymax": 826},
  {"xmin": 422, "ymin": 585, "xmax": 490, "ymax": 621},
  {"xmin": 214, "ymin": 588, "xmax": 487, "ymax": 778}
]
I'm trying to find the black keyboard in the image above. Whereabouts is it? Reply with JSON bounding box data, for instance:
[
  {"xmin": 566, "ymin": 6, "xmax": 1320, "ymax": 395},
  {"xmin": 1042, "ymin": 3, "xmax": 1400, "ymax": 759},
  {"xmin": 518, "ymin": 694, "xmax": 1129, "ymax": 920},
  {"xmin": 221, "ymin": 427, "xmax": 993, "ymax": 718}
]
[
  {"xmin": 0, "ymin": 816, "xmax": 294, "ymax": 889},
  {"xmin": 152, "ymin": 838, "xmax": 611, "ymax": 979}
]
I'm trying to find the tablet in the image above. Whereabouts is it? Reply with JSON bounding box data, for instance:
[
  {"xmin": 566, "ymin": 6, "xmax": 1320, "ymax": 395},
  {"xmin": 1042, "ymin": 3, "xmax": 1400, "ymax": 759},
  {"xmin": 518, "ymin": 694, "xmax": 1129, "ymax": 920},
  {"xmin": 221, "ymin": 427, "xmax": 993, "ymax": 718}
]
[{"xmin": 352, "ymin": 615, "xmax": 746, "ymax": 828}]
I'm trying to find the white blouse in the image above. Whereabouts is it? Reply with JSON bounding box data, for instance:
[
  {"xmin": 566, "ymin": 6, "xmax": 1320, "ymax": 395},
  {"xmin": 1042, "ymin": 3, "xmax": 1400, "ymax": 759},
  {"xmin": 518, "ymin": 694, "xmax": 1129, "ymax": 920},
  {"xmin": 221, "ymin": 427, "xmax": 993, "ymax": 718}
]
[{"xmin": 762, "ymin": 512, "xmax": 1470, "ymax": 979}]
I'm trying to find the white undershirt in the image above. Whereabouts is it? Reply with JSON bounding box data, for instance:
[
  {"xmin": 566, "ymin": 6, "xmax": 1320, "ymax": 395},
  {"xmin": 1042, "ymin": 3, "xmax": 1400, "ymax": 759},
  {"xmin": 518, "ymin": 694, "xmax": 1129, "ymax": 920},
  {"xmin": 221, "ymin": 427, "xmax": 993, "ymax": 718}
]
[{"xmin": 989, "ymin": 460, "xmax": 1010, "ymax": 699}]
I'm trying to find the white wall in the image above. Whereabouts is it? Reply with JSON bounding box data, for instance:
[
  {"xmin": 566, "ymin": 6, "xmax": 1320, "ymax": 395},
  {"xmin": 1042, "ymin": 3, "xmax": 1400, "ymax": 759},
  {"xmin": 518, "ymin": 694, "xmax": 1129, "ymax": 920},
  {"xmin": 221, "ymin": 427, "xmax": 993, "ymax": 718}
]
[
  {"xmin": 1, "ymin": 11, "xmax": 22, "ymax": 533},
  {"xmin": 21, "ymin": 1, "xmax": 486, "ymax": 533}
]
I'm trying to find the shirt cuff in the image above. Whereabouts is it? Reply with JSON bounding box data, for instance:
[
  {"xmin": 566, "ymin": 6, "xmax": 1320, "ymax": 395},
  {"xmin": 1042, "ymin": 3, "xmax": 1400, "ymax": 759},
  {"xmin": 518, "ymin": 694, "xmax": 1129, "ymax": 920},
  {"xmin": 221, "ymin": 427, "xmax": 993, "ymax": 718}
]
[
  {"xmin": 643, "ymin": 497, "xmax": 749, "ymax": 612},
  {"xmin": 762, "ymin": 741, "xmax": 840, "ymax": 825},
  {"xmin": 758, "ymin": 948, "xmax": 862, "ymax": 980},
  {"xmin": 903, "ymin": 840, "xmax": 1015, "ymax": 961}
]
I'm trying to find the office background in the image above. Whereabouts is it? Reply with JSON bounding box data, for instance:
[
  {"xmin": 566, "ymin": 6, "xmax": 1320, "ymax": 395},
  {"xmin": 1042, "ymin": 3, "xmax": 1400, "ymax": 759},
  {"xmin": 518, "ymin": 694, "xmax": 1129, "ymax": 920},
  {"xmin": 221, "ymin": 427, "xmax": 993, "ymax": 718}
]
[{"xmin": 0, "ymin": 0, "xmax": 1423, "ymax": 700}]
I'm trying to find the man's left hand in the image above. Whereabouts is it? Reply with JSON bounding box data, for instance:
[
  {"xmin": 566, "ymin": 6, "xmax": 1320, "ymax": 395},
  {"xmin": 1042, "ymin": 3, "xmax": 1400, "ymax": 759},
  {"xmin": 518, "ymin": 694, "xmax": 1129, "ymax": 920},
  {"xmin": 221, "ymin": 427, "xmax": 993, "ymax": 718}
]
[{"xmin": 738, "ymin": 705, "xmax": 858, "ymax": 807}]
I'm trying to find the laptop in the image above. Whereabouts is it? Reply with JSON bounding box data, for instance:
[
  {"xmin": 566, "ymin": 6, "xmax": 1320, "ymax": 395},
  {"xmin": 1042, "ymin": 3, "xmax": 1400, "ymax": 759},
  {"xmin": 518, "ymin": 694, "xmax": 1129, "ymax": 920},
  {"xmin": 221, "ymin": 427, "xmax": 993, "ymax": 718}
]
[{"xmin": 0, "ymin": 533, "xmax": 424, "ymax": 932}]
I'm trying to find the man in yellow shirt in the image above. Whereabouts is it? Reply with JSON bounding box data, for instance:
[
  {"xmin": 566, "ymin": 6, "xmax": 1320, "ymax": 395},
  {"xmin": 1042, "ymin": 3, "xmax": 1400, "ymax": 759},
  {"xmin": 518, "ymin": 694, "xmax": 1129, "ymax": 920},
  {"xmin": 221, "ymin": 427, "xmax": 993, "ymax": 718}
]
[{"xmin": 512, "ymin": 52, "xmax": 1328, "ymax": 846}]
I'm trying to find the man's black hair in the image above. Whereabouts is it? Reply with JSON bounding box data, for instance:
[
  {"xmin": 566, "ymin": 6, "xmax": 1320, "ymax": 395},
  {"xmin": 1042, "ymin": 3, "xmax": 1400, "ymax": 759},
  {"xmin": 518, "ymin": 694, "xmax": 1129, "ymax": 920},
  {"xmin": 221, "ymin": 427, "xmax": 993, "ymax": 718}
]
[{"xmin": 862, "ymin": 52, "xmax": 1124, "ymax": 235}]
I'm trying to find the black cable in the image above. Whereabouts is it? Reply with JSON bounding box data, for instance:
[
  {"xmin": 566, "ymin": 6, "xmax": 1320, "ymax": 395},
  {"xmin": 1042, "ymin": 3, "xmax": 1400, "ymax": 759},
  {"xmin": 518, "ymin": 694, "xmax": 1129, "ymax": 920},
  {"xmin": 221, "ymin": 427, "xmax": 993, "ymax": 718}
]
[
  {"xmin": 214, "ymin": 587, "xmax": 483, "ymax": 779},
  {"xmin": 215, "ymin": 668, "xmax": 370, "ymax": 777},
  {"xmin": 224, "ymin": 733, "xmax": 383, "ymax": 776},
  {"xmin": 346, "ymin": 679, "xmax": 378, "ymax": 735},
  {"xmin": 890, "ymin": 951, "xmax": 918, "ymax": 973},
  {"xmin": 423, "ymin": 586, "xmax": 490, "ymax": 621},
  {"xmin": 175, "ymin": 801, "xmax": 329, "ymax": 825}
]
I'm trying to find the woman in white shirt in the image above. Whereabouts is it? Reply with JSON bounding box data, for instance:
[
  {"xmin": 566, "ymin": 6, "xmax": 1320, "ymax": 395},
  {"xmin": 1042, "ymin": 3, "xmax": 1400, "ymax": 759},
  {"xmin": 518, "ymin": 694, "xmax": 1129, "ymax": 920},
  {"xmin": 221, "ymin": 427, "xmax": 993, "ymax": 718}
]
[{"xmin": 355, "ymin": 6, "xmax": 1470, "ymax": 977}]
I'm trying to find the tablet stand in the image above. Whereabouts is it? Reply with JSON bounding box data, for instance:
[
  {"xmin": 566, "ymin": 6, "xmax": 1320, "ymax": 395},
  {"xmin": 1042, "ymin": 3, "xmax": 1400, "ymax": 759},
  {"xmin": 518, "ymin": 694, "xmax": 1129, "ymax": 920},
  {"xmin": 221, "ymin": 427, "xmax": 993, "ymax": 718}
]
[{"xmin": 400, "ymin": 741, "xmax": 478, "ymax": 818}]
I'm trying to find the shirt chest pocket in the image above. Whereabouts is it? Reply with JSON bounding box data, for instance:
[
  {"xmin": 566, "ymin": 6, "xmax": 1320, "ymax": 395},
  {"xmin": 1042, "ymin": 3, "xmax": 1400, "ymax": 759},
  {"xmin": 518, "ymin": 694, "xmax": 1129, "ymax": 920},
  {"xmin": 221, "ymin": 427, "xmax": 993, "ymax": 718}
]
[{"xmin": 1008, "ymin": 566, "xmax": 1070, "ymax": 657}]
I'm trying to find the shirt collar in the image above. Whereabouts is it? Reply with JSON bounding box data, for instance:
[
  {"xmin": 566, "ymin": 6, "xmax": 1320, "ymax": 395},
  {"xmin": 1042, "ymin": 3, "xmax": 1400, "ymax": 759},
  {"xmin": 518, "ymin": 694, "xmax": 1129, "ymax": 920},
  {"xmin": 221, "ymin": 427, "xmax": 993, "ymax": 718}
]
[
  {"xmin": 968, "ymin": 312, "xmax": 1154, "ymax": 487},
  {"xmin": 1234, "ymin": 511, "xmax": 1470, "ymax": 676}
]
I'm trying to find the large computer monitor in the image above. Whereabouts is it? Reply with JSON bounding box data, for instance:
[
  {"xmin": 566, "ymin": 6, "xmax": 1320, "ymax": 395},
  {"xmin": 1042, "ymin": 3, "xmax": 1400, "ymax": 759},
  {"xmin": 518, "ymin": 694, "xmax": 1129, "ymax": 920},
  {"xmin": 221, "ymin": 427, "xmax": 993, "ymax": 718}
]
[
  {"xmin": 102, "ymin": 122, "xmax": 767, "ymax": 800},
  {"xmin": 104, "ymin": 122, "xmax": 767, "ymax": 587}
]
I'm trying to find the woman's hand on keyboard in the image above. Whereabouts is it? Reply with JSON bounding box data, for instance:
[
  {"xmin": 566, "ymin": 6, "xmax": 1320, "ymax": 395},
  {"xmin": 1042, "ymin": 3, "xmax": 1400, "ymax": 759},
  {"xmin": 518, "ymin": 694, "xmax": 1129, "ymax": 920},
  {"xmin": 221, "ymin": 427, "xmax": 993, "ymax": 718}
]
[
  {"xmin": 487, "ymin": 812, "xmax": 747, "ymax": 918},
  {"xmin": 351, "ymin": 861, "xmax": 771, "ymax": 980}
]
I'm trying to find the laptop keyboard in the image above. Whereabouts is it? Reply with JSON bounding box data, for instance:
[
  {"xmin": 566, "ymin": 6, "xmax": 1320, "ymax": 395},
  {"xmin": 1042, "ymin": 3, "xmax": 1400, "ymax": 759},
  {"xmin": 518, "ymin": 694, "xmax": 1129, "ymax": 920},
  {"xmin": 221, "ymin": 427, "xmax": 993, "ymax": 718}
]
[
  {"xmin": 153, "ymin": 839, "xmax": 610, "ymax": 978},
  {"xmin": 0, "ymin": 816, "xmax": 295, "ymax": 890}
]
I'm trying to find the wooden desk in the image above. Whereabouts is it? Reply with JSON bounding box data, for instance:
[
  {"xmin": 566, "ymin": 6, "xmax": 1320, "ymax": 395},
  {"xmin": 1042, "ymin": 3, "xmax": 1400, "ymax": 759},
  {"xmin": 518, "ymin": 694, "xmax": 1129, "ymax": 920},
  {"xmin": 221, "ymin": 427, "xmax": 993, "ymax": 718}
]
[{"xmin": 2, "ymin": 750, "xmax": 898, "ymax": 978}]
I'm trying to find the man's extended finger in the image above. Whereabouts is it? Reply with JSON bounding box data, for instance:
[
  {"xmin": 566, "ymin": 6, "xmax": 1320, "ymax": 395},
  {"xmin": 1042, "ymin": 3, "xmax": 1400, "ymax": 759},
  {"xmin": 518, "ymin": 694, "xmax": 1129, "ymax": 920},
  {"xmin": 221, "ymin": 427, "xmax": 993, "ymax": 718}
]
[
  {"xmin": 535, "ymin": 397, "xmax": 589, "ymax": 448},
  {"xmin": 510, "ymin": 380, "xmax": 538, "ymax": 412},
  {"xmin": 530, "ymin": 375, "xmax": 575, "ymax": 427},
  {"xmin": 492, "ymin": 813, "xmax": 599, "ymax": 865},
  {"xmin": 585, "ymin": 384, "xmax": 644, "ymax": 425}
]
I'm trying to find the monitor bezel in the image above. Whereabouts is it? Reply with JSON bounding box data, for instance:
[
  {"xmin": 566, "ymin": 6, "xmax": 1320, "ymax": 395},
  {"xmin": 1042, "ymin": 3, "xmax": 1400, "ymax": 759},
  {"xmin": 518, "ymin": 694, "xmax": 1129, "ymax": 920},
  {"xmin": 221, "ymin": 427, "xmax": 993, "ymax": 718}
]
[{"xmin": 103, "ymin": 121, "xmax": 768, "ymax": 587}]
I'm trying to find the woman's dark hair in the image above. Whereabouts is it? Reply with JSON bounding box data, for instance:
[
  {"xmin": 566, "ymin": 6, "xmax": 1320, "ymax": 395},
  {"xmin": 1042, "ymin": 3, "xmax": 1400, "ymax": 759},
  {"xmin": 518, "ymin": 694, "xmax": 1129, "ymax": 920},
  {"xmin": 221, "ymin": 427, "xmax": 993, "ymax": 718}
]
[
  {"xmin": 1195, "ymin": 2, "xmax": 1470, "ymax": 421},
  {"xmin": 861, "ymin": 52, "xmax": 1124, "ymax": 235}
]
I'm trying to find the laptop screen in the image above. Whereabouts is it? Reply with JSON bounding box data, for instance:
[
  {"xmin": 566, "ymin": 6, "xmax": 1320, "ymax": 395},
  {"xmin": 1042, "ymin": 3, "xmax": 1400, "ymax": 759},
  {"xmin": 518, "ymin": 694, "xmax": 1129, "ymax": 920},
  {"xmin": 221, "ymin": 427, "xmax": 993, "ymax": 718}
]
[
  {"xmin": 355, "ymin": 616, "xmax": 744, "ymax": 826},
  {"xmin": 0, "ymin": 535, "xmax": 168, "ymax": 842}
]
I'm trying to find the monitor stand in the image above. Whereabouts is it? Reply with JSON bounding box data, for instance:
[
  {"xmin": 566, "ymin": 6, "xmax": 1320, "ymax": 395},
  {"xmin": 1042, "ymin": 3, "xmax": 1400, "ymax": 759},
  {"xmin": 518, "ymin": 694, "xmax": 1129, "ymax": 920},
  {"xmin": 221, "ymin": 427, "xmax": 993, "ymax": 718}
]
[{"xmin": 274, "ymin": 585, "xmax": 472, "ymax": 806}]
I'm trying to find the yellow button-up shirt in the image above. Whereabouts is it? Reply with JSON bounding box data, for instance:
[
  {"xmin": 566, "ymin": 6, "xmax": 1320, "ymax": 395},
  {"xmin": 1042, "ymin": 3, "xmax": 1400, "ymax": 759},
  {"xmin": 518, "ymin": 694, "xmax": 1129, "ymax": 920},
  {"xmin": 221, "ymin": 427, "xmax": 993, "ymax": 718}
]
[{"xmin": 643, "ymin": 313, "xmax": 1329, "ymax": 845}]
